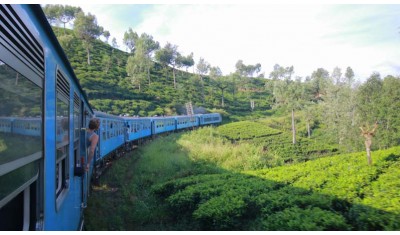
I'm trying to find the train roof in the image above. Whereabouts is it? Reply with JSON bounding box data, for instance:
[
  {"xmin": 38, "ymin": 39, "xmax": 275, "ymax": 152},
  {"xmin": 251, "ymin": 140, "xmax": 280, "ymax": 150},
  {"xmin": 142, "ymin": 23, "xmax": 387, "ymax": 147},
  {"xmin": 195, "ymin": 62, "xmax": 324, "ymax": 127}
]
[{"xmin": 94, "ymin": 111, "xmax": 125, "ymax": 120}]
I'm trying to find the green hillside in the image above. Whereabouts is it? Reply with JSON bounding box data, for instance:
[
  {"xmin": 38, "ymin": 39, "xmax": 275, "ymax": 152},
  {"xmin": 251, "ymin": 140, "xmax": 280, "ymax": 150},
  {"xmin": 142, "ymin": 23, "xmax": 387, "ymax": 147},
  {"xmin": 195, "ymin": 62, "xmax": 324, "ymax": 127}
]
[{"xmin": 54, "ymin": 27, "xmax": 272, "ymax": 118}]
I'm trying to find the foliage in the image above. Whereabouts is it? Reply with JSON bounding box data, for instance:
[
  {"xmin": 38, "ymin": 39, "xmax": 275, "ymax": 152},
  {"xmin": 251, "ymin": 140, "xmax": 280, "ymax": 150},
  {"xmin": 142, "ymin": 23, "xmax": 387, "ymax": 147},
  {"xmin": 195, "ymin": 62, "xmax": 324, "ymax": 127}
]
[
  {"xmin": 151, "ymin": 146, "xmax": 400, "ymax": 230},
  {"xmin": 217, "ymin": 121, "xmax": 281, "ymax": 140}
]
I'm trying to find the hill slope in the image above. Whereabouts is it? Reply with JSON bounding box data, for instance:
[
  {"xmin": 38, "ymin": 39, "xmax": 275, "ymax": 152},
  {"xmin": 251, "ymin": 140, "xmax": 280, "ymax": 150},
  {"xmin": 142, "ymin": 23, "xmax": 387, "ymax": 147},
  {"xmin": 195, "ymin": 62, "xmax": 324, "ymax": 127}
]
[{"xmin": 56, "ymin": 27, "xmax": 273, "ymax": 118}]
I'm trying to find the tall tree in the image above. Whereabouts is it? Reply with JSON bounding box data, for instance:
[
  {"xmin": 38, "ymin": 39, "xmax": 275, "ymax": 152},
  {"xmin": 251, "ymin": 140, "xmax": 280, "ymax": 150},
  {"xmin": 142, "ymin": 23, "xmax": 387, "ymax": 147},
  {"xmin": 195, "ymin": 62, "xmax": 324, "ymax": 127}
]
[
  {"xmin": 235, "ymin": 60, "xmax": 262, "ymax": 77},
  {"xmin": 73, "ymin": 11, "xmax": 103, "ymax": 65},
  {"xmin": 310, "ymin": 68, "xmax": 330, "ymax": 101},
  {"xmin": 177, "ymin": 52, "xmax": 195, "ymax": 72},
  {"xmin": 155, "ymin": 42, "xmax": 179, "ymax": 89},
  {"xmin": 43, "ymin": 5, "xmax": 82, "ymax": 35},
  {"xmin": 210, "ymin": 66, "xmax": 228, "ymax": 107},
  {"xmin": 269, "ymin": 64, "xmax": 294, "ymax": 80},
  {"xmin": 273, "ymin": 75, "xmax": 304, "ymax": 144},
  {"xmin": 196, "ymin": 57, "xmax": 210, "ymax": 104},
  {"xmin": 58, "ymin": 5, "xmax": 82, "ymax": 34},
  {"xmin": 42, "ymin": 4, "xmax": 60, "ymax": 27},
  {"xmin": 123, "ymin": 28, "xmax": 138, "ymax": 54},
  {"xmin": 345, "ymin": 66, "xmax": 355, "ymax": 85},
  {"xmin": 126, "ymin": 56, "xmax": 144, "ymax": 92},
  {"xmin": 375, "ymin": 75, "xmax": 400, "ymax": 148},
  {"xmin": 103, "ymin": 30, "xmax": 110, "ymax": 43},
  {"xmin": 134, "ymin": 33, "xmax": 159, "ymax": 85}
]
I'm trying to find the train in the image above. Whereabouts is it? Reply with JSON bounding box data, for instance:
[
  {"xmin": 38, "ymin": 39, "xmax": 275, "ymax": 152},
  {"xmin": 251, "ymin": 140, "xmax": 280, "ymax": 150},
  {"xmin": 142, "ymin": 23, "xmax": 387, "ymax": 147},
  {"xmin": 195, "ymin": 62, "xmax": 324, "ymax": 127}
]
[{"xmin": 0, "ymin": 4, "xmax": 221, "ymax": 231}]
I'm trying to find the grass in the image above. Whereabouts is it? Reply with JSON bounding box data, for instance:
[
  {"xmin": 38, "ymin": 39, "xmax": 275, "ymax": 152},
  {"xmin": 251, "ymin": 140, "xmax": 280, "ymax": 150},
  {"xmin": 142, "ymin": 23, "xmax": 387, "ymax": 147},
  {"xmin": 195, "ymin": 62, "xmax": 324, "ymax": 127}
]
[{"xmin": 84, "ymin": 119, "xmax": 400, "ymax": 230}]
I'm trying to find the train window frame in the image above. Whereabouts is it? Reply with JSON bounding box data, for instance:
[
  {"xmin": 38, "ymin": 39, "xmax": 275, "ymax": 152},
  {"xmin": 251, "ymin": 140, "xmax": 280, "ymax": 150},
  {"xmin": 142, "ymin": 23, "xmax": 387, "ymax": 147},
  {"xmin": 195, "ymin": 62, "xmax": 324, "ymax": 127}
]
[
  {"xmin": 0, "ymin": 24, "xmax": 44, "ymax": 230},
  {"xmin": 55, "ymin": 69, "xmax": 70, "ymax": 211}
]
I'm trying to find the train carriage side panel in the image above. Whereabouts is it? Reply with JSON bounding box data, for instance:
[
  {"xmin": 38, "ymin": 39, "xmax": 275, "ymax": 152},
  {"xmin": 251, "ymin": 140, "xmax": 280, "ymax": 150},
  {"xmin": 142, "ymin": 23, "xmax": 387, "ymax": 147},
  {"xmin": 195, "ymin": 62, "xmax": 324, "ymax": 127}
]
[
  {"xmin": 94, "ymin": 111, "xmax": 125, "ymax": 160},
  {"xmin": 123, "ymin": 117, "xmax": 152, "ymax": 142},
  {"xmin": 0, "ymin": 4, "xmax": 94, "ymax": 231}
]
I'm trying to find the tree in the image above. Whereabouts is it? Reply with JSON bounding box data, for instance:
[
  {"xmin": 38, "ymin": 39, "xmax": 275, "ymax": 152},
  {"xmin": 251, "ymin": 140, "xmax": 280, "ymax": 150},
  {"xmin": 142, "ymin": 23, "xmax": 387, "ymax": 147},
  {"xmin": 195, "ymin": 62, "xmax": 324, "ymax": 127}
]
[
  {"xmin": 360, "ymin": 122, "xmax": 378, "ymax": 165},
  {"xmin": 310, "ymin": 68, "xmax": 330, "ymax": 101},
  {"xmin": 133, "ymin": 33, "xmax": 159, "ymax": 85},
  {"xmin": 42, "ymin": 5, "xmax": 81, "ymax": 35},
  {"xmin": 58, "ymin": 34, "xmax": 74, "ymax": 51},
  {"xmin": 126, "ymin": 56, "xmax": 144, "ymax": 92},
  {"xmin": 210, "ymin": 66, "xmax": 229, "ymax": 107},
  {"xmin": 345, "ymin": 67, "xmax": 355, "ymax": 85},
  {"xmin": 74, "ymin": 11, "xmax": 103, "ymax": 65},
  {"xmin": 123, "ymin": 28, "xmax": 138, "ymax": 54},
  {"xmin": 58, "ymin": 5, "xmax": 82, "ymax": 34},
  {"xmin": 111, "ymin": 37, "xmax": 119, "ymax": 49},
  {"xmin": 102, "ymin": 55, "xmax": 111, "ymax": 74},
  {"xmin": 155, "ymin": 42, "xmax": 179, "ymax": 89},
  {"xmin": 273, "ymin": 75, "xmax": 305, "ymax": 144},
  {"xmin": 42, "ymin": 4, "xmax": 60, "ymax": 26},
  {"xmin": 103, "ymin": 30, "xmax": 110, "ymax": 43},
  {"xmin": 196, "ymin": 57, "xmax": 210, "ymax": 104},
  {"xmin": 322, "ymin": 68, "xmax": 358, "ymax": 149},
  {"xmin": 331, "ymin": 67, "xmax": 343, "ymax": 85},
  {"xmin": 177, "ymin": 52, "xmax": 195, "ymax": 72},
  {"xmin": 269, "ymin": 64, "xmax": 293, "ymax": 80},
  {"xmin": 235, "ymin": 60, "xmax": 262, "ymax": 77},
  {"xmin": 375, "ymin": 75, "xmax": 400, "ymax": 148},
  {"xmin": 356, "ymin": 72, "xmax": 382, "ymax": 124}
]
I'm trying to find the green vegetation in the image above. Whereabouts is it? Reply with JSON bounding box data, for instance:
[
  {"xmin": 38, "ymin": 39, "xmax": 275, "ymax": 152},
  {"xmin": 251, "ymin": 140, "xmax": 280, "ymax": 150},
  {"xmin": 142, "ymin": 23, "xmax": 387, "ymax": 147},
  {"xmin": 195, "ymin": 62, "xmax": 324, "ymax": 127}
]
[
  {"xmin": 43, "ymin": 5, "xmax": 400, "ymax": 231},
  {"xmin": 85, "ymin": 122, "xmax": 400, "ymax": 230}
]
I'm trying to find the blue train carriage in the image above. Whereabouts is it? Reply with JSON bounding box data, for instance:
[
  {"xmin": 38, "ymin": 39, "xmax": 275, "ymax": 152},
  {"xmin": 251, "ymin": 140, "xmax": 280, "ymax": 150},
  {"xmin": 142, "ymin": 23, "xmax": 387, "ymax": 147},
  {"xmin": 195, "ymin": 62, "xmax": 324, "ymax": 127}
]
[
  {"xmin": 122, "ymin": 116, "xmax": 152, "ymax": 150},
  {"xmin": 0, "ymin": 4, "xmax": 95, "ymax": 230},
  {"xmin": 151, "ymin": 116, "xmax": 177, "ymax": 135},
  {"xmin": 199, "ymin": 113, "xmax": 222, "ymax": 126},
  {"xmin": 175, "ymin": 115, "xmax": 200, "ymax": 130},
  {"xmin": 94, "ymin": 111, "xmax": 126, "ymax": 161},
  {"xmin": 0, "ymin": 117, "xmax": 14, "ymax": 133}
]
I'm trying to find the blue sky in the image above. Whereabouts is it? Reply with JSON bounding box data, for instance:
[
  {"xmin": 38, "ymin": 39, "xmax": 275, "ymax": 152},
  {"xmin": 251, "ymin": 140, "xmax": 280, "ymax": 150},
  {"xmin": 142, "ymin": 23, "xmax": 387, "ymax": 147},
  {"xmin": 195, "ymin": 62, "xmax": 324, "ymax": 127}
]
[{"xmin": 66, "ymin": 3, "xmax": 400, "ymax": 81}]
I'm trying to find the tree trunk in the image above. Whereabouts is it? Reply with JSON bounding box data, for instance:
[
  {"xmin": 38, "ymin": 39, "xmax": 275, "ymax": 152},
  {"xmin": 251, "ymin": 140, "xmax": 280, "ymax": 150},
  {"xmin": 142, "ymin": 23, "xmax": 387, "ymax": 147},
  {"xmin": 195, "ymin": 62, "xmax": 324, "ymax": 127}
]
[
  {"xmin": 173, "ymin": 66, "xmax": 176, "ymax": 89},
  {"xmin": 200, "ymin": 76, "xmax": 205, "ymax": 104},
  {"xmin": 147, "ymin": 67, "xmax": 151, "ymax": 85},
  {"xmin": 221, "ymin": 89, "xmax": 225, "ymax": 107},
  {"xmin": 87, "ymin": 48, "xmax": 91, "ymax": 65},
  {"xmin": 365, "ymin": 139, "xmax": 372, "ymax": 165},
  {"xmin": 307, "ymin": 121, "xmax": 310, "ymax": 138},
  {"xmin": 292, "ymin": 109, "xmax": 296, "ymax": 144}
]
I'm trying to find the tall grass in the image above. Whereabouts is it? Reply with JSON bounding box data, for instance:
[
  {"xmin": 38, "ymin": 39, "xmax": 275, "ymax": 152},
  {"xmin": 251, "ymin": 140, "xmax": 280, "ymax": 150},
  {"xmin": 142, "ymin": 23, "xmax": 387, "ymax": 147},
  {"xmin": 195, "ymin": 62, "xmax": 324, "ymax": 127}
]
[{"xmin": 177, "ymin": 127, "xmax": 270, "ymax": 171}]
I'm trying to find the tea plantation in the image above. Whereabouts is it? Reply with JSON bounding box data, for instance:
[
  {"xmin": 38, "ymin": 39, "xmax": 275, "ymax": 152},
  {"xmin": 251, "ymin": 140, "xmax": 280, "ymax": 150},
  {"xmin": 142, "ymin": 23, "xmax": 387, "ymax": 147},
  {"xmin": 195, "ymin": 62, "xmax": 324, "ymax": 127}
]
[{"xmin": 85, "ymin": 120, "xmax": 400, "ymax": 231}]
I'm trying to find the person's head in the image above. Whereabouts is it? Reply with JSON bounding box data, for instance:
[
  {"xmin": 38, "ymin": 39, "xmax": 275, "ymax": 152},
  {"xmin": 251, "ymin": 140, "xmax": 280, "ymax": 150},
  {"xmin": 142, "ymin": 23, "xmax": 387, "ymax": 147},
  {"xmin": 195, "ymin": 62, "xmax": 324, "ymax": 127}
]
[{"xmin": 89, "ymin": 118, "xmax": 100, "ymax": 130}]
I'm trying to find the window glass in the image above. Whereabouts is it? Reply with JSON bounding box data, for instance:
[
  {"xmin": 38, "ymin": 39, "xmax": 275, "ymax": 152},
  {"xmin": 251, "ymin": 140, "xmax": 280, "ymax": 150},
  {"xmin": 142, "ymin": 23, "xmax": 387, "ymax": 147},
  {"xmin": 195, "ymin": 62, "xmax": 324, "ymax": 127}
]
[
  {"xmin": 0, "ymin": 60, "xmax": 42, "ymax": 202},
  {"xmin": 55, "ymin": 72, "xmax": 69, "ymax": 199}
]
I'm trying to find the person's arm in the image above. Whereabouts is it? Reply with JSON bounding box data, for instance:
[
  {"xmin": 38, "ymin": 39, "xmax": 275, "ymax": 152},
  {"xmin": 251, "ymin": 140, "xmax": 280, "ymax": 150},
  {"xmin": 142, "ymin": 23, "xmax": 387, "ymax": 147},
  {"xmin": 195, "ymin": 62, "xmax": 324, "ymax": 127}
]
[{"xmin": 86, "ymin": 134, "xmax": 99, "ymax": 171}]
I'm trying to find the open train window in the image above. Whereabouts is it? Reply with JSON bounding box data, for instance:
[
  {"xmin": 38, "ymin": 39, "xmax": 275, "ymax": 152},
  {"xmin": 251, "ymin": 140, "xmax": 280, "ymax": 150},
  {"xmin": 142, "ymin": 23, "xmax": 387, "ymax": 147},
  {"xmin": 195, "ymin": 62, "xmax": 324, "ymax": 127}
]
[{"xmin": 55, "ymin": 70, "xmax": 70, "ymax": 210}]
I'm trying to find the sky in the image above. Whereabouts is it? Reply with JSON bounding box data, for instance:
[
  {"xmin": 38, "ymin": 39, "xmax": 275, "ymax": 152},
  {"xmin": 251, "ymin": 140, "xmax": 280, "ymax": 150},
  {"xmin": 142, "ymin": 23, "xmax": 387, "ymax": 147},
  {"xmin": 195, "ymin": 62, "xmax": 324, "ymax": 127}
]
[{"xmin": 56, "ymin": 2, "xmax": 400, "ymax": 81}]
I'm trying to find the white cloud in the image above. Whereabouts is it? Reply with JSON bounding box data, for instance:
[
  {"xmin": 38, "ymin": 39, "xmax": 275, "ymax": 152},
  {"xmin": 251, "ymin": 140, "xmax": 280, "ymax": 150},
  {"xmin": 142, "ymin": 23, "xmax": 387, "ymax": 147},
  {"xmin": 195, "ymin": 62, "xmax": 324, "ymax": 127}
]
[{"xmin": 73, "ymin": 4, "xmax": 400, "ymax": 81}]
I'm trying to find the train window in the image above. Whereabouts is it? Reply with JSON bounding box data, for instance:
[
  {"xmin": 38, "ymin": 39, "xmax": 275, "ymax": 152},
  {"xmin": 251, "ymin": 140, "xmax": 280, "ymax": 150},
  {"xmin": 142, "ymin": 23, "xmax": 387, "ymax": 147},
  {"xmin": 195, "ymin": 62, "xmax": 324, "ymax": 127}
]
[
  {"xmin": 0, "ymin": 60, "xmax": 42, "ymax": 229},
  {"xmin": 55, "ymin": 70, "xmax": 70, "ymax": 208},
  {"xmin": 73, "ymin": 93, "xmax": 80, "ymax": 141}
]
